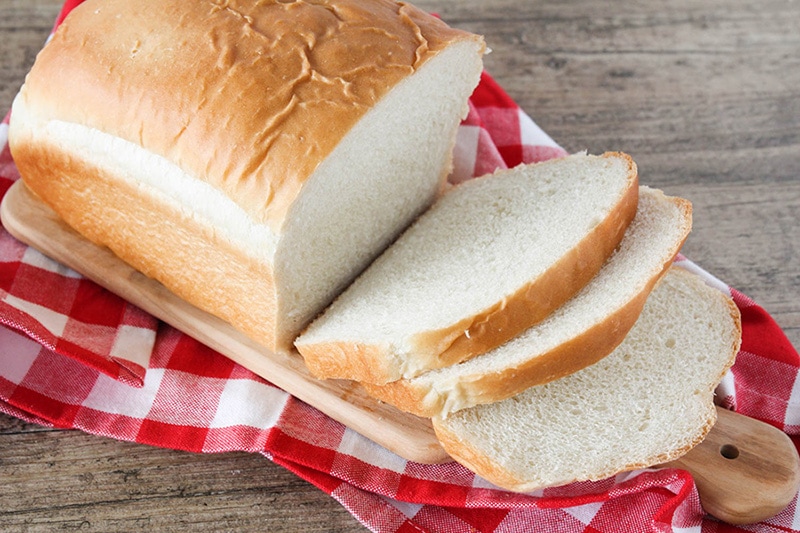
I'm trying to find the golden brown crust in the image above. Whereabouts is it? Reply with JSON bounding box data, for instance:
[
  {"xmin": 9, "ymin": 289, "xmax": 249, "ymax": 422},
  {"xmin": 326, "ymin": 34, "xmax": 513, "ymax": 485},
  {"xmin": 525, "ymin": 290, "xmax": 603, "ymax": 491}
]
[
  {"xmin": 21, "ymin": 0, "xmax": 483, "ymax": 230},
  {"xmin": 11, "ymin": 128, "xmax": 282, "ymax": 352},
  {"xmin": 301, "ymin": 341, "xmax": 396, "ymax": 383}
]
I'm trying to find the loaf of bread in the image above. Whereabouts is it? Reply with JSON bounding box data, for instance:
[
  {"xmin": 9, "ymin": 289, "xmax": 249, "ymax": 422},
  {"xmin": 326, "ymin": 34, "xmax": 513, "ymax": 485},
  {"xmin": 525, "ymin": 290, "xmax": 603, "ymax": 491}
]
[
  {"xmin": 9, "ymin": 0, "xmax": 485, "ymax": 353},
  {"xmin": 362, "ymin": 186, "xmax": 692, "ymax": 417},
  {"xmin": 295, "ymin": 152, "xmax": 639, "ymax": 384},
  {"xmin": 433, "ymin": 266, "xmax": 741, "ymax": 492}
]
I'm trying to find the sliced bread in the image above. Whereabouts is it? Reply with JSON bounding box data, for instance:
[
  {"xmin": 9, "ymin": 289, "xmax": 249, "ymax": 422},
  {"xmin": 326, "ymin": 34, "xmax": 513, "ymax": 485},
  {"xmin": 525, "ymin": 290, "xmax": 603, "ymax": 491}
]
[
  {"xmin": 432, "ymin": 266, "xmax": 742, "ymax": 493},
  {"xmin": 295, "ymin": 152, "xmax": 639, "ymax": 384},
  {"xmin": 363, "ymin": 186, "xmax": 692, "ymax": 417}
]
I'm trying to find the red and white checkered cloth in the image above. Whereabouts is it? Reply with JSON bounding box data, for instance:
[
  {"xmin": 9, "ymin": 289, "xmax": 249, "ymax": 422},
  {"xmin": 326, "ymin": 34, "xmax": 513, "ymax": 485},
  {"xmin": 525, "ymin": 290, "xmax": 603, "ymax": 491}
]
[{"xmin": 1, "ymin": 2, "xmax": 799, "ymax": 531}]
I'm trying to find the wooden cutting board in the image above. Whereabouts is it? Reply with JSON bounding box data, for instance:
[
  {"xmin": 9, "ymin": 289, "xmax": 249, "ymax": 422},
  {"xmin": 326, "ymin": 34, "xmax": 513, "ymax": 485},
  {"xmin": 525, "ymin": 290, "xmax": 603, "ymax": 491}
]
[{"xmin": 2, "ymin": 179, "xmax": 798, "ymax": 524}]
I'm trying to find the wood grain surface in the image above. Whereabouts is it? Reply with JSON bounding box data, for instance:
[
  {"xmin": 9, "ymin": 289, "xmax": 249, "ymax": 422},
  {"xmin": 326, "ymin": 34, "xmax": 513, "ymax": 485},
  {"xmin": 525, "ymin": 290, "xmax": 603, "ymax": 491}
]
[{"xmin": 1, "ymin": 0, "xmax": 798, "ymax": 531}]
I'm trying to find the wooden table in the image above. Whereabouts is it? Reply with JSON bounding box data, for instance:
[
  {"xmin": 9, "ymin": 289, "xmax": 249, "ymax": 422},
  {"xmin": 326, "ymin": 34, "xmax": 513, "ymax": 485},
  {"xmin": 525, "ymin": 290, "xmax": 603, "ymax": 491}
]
[{"xmin": 1, "ymin": 0, "xmax": 798, "ymax": 530}]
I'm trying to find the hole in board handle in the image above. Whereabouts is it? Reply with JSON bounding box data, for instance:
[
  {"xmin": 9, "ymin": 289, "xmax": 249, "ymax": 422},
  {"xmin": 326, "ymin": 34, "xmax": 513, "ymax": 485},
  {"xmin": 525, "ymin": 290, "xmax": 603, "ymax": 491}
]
[{"xmin": 720, "ymin": 444, "xmax": 740, "ymax": 460}]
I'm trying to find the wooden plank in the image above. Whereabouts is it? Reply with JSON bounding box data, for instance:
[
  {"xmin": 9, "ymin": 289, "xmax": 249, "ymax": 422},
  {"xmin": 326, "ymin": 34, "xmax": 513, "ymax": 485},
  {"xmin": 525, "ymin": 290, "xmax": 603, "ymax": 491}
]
[{"xmin": 0, "ymin": 425, "xmax": 366, "ymax": 531}]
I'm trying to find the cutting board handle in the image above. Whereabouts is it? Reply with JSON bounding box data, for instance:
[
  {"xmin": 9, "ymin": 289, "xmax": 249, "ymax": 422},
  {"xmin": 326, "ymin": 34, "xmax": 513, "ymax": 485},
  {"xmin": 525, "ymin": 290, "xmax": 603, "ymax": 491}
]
[{"xmin": 664, "ymin": 406, "xmax": 800, "ymax": 525}]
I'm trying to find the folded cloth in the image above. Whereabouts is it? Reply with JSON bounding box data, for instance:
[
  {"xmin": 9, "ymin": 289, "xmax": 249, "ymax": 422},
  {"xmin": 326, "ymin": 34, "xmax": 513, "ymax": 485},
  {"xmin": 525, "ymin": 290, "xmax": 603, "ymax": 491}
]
[{"xmin": 1, "ymin": 2, "xmax": 798, "ymax": 532}]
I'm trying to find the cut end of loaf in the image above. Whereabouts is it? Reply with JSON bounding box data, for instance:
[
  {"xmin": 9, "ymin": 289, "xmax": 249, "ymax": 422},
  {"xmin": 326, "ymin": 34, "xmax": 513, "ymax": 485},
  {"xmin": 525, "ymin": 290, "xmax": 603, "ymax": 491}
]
[
  {"xmin": 432, "ymin": 266, "xmax": 741, "ymax": 493},
  {"xmin": 275, "ymin": 37, "xmax": 485, "ymax": 348}
]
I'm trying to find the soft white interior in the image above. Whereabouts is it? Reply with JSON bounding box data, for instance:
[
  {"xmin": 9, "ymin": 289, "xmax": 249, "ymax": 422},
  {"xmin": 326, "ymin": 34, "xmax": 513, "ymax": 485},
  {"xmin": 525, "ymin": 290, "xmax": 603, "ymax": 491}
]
[
  {"xmin": 434, "ymin": 268, "xmax": 738, "ymax": 492},
  {"xmin": 413, "ymin": 187, "xmax": 689, "ymax": 415},
  {"xmin": 275, "ymin": 40, "xmax": 484, "ymax": 345},
  {"xmin": 297, "ymin": 152, "xmax": 633, "ymax": 354}
]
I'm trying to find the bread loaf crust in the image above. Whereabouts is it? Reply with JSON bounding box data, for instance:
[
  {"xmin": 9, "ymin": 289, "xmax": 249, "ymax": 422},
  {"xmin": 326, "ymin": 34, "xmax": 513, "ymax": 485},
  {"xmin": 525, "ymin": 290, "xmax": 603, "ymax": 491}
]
[
  {"xmin": 18, "ymin": 0, "xmax": 482, "ymax": 230},
  {"xmin": 10, "ymin": 0, "xmax": 484, "ymax": 352},
  {"xmin": 11, "ymin": 126, "xmax": 282, "ymax": 350}
]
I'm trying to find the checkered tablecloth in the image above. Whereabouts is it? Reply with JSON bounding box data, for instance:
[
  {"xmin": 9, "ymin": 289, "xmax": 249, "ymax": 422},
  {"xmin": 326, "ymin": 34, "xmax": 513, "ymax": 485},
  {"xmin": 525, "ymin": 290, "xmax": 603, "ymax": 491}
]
[{"xmin": 1, "ymin": 1, "xmax": 799, "ymax": 531}]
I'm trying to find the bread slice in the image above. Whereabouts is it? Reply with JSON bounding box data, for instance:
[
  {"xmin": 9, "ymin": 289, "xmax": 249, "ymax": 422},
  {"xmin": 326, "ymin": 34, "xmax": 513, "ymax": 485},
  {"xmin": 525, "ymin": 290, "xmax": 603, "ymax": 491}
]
[
  {"xmin": 363, "ymin": 186, "xmax": 692, "ymax": 417},
  {"xmin": 9, "ymin": 0, "xmax": 485, "ymax": 353},
  {"xmin": 432, "ymin": 267, "xmax": 741, "ymax": 493},
  {"xmin": 295, "ymin": 152, "xmax": 639, "ymax": 384}
]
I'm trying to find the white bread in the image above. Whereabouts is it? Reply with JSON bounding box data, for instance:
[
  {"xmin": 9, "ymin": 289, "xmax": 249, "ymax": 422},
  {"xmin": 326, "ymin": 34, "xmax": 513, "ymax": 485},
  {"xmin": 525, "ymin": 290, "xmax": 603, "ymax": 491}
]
[
  {"xmin": 432, "ymin": 266, "xmax": 742, "ymax": 493},
  {"xmin": 8, "ymin": 0, "xmax": 485, "ymax": 353},
  {"xmin": 363, "ymin": 186, "xmax": 692, "ymax": 417},
  {"xmin": 295, "ymin": 152, "xmax": 639, "ymax": 384}
]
